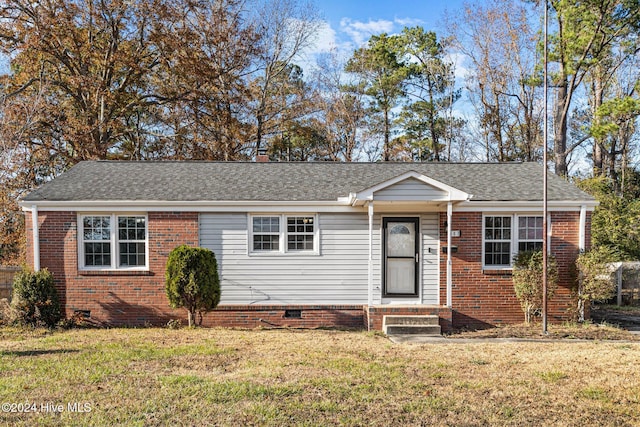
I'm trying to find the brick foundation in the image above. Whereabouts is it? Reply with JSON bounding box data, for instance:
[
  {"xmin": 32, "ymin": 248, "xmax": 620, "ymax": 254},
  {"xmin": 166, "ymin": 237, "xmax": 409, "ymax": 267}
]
[{"xmin": 202, "ymin": 305, "xmax": 364, "ymax": 329}]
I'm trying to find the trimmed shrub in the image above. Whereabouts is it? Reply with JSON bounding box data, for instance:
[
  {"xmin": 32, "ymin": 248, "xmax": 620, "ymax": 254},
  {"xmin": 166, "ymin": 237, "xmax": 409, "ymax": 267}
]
[
  {"xmin": 165, "ymin": 245, "xmax": 220, "ymax": 327},
  {"xmin": 11, "ymin": 267, "xmax": 61, "ymax": 327},
  {"xmin": 512, "ymin": 251, "xmax": 558, "ymax": 324}
]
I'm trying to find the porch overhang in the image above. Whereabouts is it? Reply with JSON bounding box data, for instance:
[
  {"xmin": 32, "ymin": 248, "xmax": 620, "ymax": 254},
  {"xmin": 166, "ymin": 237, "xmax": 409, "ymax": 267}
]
[{"xmin": 346, "ymin": 170, "xmax": 472, "ymax": 207}]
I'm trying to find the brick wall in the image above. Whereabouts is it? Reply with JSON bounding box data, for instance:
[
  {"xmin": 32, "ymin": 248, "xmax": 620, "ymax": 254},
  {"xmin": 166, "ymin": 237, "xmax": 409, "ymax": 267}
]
[
  {"xmin": 31, "ymin": 211, "xmax": 198, "ymax": 325},
  {"xmin": 439, "ymin": 211, "xmax": 587, "ymax": 329}
]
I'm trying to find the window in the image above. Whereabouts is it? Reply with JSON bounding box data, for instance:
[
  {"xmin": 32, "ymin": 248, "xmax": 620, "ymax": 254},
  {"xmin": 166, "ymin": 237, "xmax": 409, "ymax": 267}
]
[
  {"xmin": 484, "ymin": 216, "xmax": 512, "ymax": 267},
  {"xmin": 118, "ymin": 216, "xmax": 147, "ymax": 267},
  {"xmin": 79, "ymin": 214, "xmax": 148, "ymax": 270},
  {"xmin": 518, "ymin": 216, "xmax": 544, "ymax": 252},
  {"xmin": 251, "ymin": 215, "xmax": 316, "ymax": 254},
  {"xmin": 483, "ymin": 214, "xmax": 544, "ymax": 268},
  {"xmin": 82, "ymin": 216, "xmax": 112, "ymax": 267},
  {"xmin": 287, "ymin": 216, "xmax": 314, "ymax": 251},
  {"xmin": 252, "ymin": 216, "xmax": 280, "ymax": 252}
]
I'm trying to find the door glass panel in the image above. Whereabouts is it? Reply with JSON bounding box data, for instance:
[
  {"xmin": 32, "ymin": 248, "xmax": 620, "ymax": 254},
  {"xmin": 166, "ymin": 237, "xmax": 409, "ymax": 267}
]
[
  {"xmin": 387, "ymin": 222, "xmax": 415, "ymax": 257},
  {"xmin": 386, "ymin": 259, "xmax": 415, "ymax": 294}
]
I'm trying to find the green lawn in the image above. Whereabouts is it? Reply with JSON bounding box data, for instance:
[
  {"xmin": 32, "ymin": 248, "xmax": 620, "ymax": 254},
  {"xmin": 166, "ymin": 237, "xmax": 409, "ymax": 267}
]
[{"xmin": 1, "ymin": 327, "xmax": 639, "ymax": 426}]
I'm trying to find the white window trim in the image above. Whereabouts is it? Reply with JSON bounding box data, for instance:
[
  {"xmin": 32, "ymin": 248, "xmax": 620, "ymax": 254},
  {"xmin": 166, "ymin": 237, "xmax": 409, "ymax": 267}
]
[
  {"xmin": 482, "ymin": 213, "xmax": 545, "ymax": 270},
  {"xmin": 78, "ymin": 213, "xmax": 149, "ymax": 271},
  {"xmin": 248, "ymin": 214, "xmax": 319, "ymax": 256}
]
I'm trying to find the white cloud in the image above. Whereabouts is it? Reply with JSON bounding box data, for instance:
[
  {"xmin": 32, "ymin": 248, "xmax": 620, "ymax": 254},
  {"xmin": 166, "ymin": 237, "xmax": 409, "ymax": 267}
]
[
  {"xmin": 303, "ymin": 20, "xmax": 339, "ymax": 55},
  {"xmin": 339, "ymin": 18, "xmax": 394, "ymax": 46},
  {"xmin": 446, "ymin": 52, "xmax": 471, "ymax": 83},
  {"xmin": 298, "ymin": 20, "xmax": 355, "ymax": 73},
  {"xmin": 394, "ymin": 17, "xmax": 424, "ymax": 27}
]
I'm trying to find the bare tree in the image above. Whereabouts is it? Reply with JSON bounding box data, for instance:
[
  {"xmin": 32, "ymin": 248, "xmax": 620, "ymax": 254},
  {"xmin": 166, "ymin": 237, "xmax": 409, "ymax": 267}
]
[
  {"xmin": 249, "ymin": 0, "xmax": 321, "ymax": 155},
  {"xmin": 448, "ymin": 0, "xmax": 543, "ymax": 163},
  {"xmin": 315, "ymin": 51, "xmax": 366, "ymax": 161}
]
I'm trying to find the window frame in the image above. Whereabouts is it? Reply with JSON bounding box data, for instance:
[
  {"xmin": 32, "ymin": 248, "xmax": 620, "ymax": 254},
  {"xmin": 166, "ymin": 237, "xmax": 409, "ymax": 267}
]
[
  {"xmin": 482, "ymin": 213, "xmax": 545, "ymax": 270},
  {"xmin": 483, "ymin": 215, "xmax": 513, "ymax": 269},
  {"xmin": 78, "ymin": 213, "xmax": 149, "ymax": 271},
  {"xmin": 249, "ymin": 214, "xmax": 319, "ymax": 255},
  {"xmin": 251, "ymin": 215, "xmax": 282, "ymax": 253}
]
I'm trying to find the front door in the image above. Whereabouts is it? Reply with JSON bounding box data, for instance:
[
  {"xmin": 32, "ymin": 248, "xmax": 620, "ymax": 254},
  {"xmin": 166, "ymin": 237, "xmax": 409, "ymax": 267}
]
[{"xmin": 383, "ymin": 217, "xmax": 419, "ymax": 297}]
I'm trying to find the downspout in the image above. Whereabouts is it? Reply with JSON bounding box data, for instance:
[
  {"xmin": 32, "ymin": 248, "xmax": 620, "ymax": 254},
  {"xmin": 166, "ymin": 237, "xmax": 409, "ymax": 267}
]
[
  {"xmin": 577, "ymin": 204, "xmax": 587, "ymax": 321},
  {"xmin": 579, "ymin": 205, "xmax": 586, "ymax": 252},
  {"xmin": 547, "ymin": 213, "xmax": 552, "ymax": 255},
  {"xmin": 367, "ymin": 202, "xmax": 374, "ymax": 307},
  {"xmin": 31, "ymin": 205, "xmax": 40, "ymax": 271},
  {"xmin": 446, "ymin": 201, "xmax": 452, "ymax": 308}
]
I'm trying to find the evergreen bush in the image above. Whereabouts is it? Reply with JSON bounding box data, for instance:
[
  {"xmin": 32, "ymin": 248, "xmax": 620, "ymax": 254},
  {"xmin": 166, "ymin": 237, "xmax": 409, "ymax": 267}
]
[
  {"xmin": 11, "ymin": 267, "xmax": 61, "ymax": 327},
  {"xmin": 165, "ymin": 245, "xmax": 220, "ymax": 327}
]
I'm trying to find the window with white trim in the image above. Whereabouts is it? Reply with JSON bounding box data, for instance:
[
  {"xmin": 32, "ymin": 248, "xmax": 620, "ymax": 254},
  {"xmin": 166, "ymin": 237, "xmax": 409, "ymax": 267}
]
[
  {"xmin": 287, "ymin": 216, "xmax": 314, "ymax": 251},
  {"xmin": 483, "ymin": 214, "xmax": 544, "ymax": 268},
  {"xmin": 252, "ymin": 216, "xmax": 280, "ymax": 252},
  {"xmin": 484, "ymin": 216, "xmax": 512, "ymax": 267},
  {"xmin": 251, "ymin": 215, "xmax": 317, "ymax": 254},
  {"xmin": 79, "ymin": 214, "xmax": 148, "ymax": 270},
  {"xmin": 517, "ymin": 216, "xmax": 544, "ymax": 252}
]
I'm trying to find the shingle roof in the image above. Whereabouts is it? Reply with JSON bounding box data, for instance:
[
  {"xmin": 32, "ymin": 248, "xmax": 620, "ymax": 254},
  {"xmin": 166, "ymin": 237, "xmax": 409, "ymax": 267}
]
[{"xmin": 22, "ymin": 161, "xmax": 594, "ymax": 202}]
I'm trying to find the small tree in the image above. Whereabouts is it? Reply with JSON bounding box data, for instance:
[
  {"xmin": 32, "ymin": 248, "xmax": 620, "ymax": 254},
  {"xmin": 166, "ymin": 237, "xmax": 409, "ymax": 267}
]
[
  {"xmin": 575, "ymin": 247, "xmax": 619, "ymax": 321},
  {"xmin": 512, "ymin": 251, "xmax": 558, "ymax": 324},
  {"xmin": 11, "ymin": 267, "xmax": 61, "ymax": 327},
  {"xmin": 165, "ymin": 245, "xmax": 220, "ymax": 327}
]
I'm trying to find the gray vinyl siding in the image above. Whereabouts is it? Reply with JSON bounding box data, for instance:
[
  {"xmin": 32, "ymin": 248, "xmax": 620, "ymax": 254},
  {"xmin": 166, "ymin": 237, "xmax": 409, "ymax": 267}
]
[
  {"xmin": 199, "ymin": 212, "xmax": 439, "ymax": 306},
  {"xmin": 374, "ymin": 178, "xmax": 447, "ymax": 201},
  {"xmin": 199, "ymin": 213, "xmax": 372, "ymax": 305},
  {"xmin": 420, "ymin": 214, "xmax": 440, "ymax": 304}
]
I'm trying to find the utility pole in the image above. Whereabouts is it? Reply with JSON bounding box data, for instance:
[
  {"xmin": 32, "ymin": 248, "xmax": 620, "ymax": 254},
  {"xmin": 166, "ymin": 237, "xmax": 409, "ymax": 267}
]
[{"xmin": 542, "ymin": 0, "xmax": 549, "ymax": 335}]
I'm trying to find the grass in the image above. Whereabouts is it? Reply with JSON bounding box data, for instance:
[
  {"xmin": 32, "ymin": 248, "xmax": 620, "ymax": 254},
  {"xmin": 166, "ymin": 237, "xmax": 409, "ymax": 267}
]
[{"xmin": 1, "ymin": 327, "xmax": 640, "ymax": 426}]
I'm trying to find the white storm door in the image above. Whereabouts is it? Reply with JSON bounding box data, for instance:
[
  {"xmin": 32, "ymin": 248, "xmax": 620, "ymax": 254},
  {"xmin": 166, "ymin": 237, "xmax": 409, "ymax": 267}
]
[{"xmin": 383, "ymin": 217, "xmax": 419, "ymax": 297}]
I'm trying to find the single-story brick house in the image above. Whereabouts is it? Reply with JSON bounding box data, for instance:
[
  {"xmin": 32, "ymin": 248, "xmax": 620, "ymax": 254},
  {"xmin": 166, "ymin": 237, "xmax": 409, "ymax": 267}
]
[{"xmin": 20, "ymin": 160, "xmax": 596, "ymax": 331}]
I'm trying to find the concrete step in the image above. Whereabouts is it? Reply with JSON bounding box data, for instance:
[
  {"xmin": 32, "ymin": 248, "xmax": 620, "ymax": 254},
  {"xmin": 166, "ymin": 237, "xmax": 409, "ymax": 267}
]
[
  {"xmin": 383, "ymin": 315, "xmax": 440, "ymax": 326},
  {"xmin": 382, "ymin": 315, "xmax": 442, "ymax": 335},
  {"xmin": 385, "ymin": 324, "xmax": 442, "ymax": 336}
]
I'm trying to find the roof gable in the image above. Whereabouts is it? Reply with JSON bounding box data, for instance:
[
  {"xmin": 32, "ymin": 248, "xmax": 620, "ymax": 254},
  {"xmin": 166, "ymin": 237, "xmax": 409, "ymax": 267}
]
[{"xmin": 353, "ymin": 171, "xmax": 470, "ymax": 203}]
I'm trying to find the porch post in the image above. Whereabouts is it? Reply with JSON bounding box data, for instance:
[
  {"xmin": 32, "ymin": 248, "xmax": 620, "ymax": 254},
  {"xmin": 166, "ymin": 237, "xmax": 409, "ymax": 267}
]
[
  {"xmin": 446, "ymin": 201, "xmax": 452, "ymax": 307},
  {"xmin": 31, "ymin": 205, "xmax": 40, "ymax": 272},
  {"xmin": 367, "ymin": 201, "xmax": 374, "ymax": 307}
]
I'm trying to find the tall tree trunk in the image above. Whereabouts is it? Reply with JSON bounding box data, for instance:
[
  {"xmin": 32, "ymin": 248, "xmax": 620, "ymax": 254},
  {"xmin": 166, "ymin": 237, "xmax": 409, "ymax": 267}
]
[
  {"xmin": 383, "ymin": 107, "xmax": 390, "ymax": 161},
  {"xmin": 591, "ymin": 72, "xmax": 605, "ymax": 176},
  {"xmin": 256, "ymin": 111, "xmax": 264, "ymax": 156}
]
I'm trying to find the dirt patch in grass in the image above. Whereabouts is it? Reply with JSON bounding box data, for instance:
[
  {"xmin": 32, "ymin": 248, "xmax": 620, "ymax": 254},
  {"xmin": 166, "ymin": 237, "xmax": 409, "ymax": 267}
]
[
  {"xmin": 591, "ymin": 304, "xmax": 640, "ymax": 332},
  {"xmin": 448, "ymin": 321, "xmax": 640, "ymax": 340},
  {"xmin": 1, "ymin": 327, "xmax": 640, "ymax": 426}
]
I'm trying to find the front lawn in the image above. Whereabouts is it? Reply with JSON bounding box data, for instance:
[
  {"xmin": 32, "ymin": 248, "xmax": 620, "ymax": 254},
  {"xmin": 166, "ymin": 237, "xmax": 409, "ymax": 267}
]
[{"xmin": 1, "ymin": 327, "xmax": 639, "ymax": 426}]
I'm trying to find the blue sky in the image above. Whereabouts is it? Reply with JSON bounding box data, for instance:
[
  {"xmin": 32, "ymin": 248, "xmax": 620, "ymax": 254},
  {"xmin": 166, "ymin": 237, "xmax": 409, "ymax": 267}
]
[{"xmin": 310, "ymin": 0, "xmax": 469, "ymax": 54}]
